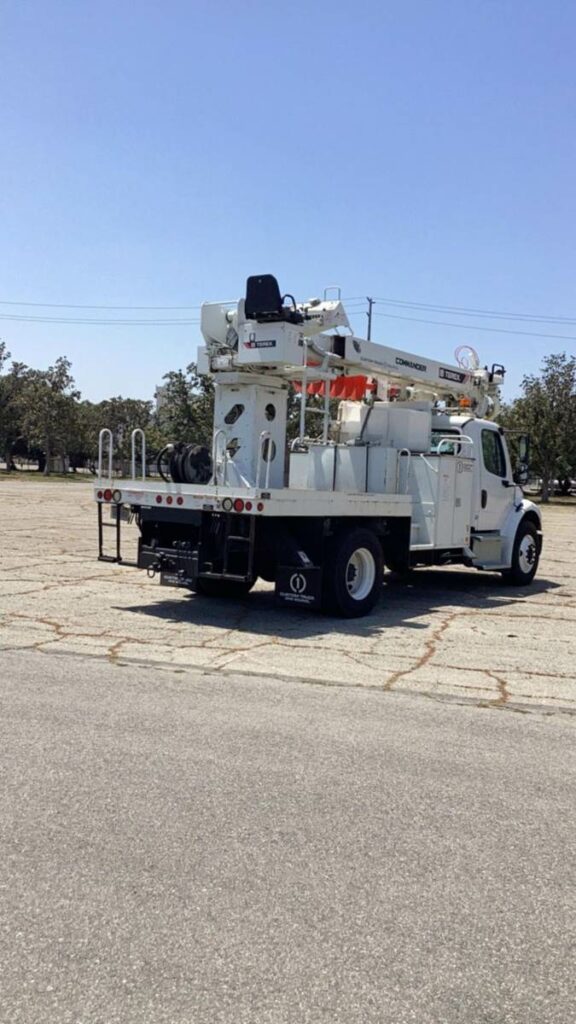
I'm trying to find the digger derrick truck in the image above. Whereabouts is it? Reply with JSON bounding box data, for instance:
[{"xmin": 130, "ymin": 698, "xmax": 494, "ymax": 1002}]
[{"xmin": 95, "ymin": 274, "xmax": 542, "ymax": 618}]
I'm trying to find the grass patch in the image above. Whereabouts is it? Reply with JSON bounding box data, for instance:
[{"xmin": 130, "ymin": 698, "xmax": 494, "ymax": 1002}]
[
  {"xmin": 0, "ymin": 470, "xmax": 93, "ymax": 483},
  {"xmin": 532, "ymin": 495, "xmax": 576, "ymax": 506}
]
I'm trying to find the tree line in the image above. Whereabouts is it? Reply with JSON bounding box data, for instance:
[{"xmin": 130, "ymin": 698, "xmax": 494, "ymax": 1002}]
[
  {"xmin": 0, "ymin": 342, "xmax": 214, "ymax": 475},
  {"xmin": 499, "ymin": 352, "xmax": 576, "ymax": 502},
  {"xmin": 0, "ymin": 341, "xmax": 574, "ymax": 502}
]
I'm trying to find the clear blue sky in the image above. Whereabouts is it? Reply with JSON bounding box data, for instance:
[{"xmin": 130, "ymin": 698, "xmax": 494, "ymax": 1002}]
[{"xmin": 1, "ymin": 0, "xmax": 575, "ymax": 403}]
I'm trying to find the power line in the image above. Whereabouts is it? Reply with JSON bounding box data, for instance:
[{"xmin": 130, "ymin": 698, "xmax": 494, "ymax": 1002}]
[
  {"xmin": 0, "ymin": 299, "xmax": 202, "ymax": 310},
  {"xmin": 2, "ymin": 290, "xmax": 575, "ymax": 334},
  {"xmin": 1, "ymin": 291, "xmax": 575, "ymax": 324},
  {"xmin": 372, "ymin": 310, "xmax": 576, "ymax": 342},
  {"xmin": 0, "ymin": 313, "xmax": 200, "ymax": 326},
  {"xmin": 371, "ymin": 297, "xmax": 576, "ymax": 325}
]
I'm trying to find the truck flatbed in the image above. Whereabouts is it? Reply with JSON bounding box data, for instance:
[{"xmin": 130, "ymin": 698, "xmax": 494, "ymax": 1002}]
[{"xmin": 95, "ymin": 481, "xmax": 413, "ymax": 519}]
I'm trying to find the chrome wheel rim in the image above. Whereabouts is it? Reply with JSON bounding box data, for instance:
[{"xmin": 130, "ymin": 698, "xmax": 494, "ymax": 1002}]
[
  {"xmin": 518, "ymin": 534, "xmax": 536, "ymax": 574},
  {"xmin": 346, "ymin": 548, "xmax": 376, "ymax": 600}
]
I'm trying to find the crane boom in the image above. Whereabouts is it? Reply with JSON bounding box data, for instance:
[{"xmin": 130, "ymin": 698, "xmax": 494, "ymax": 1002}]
[
  {"xmin": 319, "ymin": 334, "xmax": 504, "ymax": 411},
  {"xmin": 198, "ymin": 274, "xmax": 505, "ymax": 417}
]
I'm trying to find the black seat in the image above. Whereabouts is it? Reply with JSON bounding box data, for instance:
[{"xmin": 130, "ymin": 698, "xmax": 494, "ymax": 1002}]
[{"xmin": 245, "ymin": 274, "xmax": 304, "ymax": 324}]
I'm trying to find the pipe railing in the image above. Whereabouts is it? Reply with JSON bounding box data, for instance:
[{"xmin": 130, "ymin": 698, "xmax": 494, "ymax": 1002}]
[
  {"xmin": 98, "ymin": 429, "xmax": 113, "ymax": 481},
  {"xmin": 435, "ymin": 434, "xmax": 474, "ymax": 456},
  {"xmin": 257, "ymin": 431, "xmax": 272, "ymax": 490},
  {"xmin": 395, "ymin": 448, "xmax": 412, "ymax": 494},
  {"xmin": 130, "ymin": 429, "xmax": 146, "ymax": 481},
  {"xmin": 211, "ymin": 429, "xmax": 228, "ymax": 485}
]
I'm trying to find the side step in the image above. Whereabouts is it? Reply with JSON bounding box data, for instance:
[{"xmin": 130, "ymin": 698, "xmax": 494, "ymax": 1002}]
[{"xmin": 470, "ymin": 532, "xmax": 505, "ymax": 568}]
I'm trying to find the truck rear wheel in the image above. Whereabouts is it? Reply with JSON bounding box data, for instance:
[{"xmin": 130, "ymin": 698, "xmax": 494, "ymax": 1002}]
[
  {"xmin": 322, "ymin": 528, "xmax": 383, "ymax": 617},
  {"xmin": 194, "ymin": 578, "xmax": 256, "ymax": 599},
  {"xmin": 501, "ymin": 520, "xmax": 540, "ymax": 586}
]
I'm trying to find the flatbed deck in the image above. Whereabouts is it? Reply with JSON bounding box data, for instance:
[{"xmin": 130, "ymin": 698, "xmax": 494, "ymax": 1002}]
[{"xmin": 95, "ymin": 480, "xmax": 413, "ymax": 519}]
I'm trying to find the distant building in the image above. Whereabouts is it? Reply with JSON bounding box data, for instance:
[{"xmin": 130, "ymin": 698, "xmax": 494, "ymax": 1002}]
[{"xmin": 155, "ymin": 385, "xmax": 168, "ymax": 414}]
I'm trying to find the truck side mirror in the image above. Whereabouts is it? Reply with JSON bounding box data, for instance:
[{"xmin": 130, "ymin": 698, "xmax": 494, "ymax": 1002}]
[
  {"xmin": 514, "ymin": 462, "xmax": 529, "ymax": 486},
  {"xmin": 513, "ymin": 434, "xmax": 530, "ymax": 485}
]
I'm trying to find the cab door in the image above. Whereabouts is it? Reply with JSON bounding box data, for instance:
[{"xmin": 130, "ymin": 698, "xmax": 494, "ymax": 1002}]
[{"xmin": 473, "ymin": 424, "xmax": 514, "ymax": 531}]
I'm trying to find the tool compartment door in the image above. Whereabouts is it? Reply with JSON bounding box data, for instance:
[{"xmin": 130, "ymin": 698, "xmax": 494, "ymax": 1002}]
[
  {"xmin": 408, "ymin": 455, "xmax": 474, "ymax": 549},
  {"xmin": 435, "ymin": 456, "xmax": 474, "ymax": 547}
]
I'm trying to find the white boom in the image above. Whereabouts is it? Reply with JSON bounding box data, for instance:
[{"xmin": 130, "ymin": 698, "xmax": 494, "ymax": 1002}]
[{"xmin": 198, "ymin": 279, "xmax": 505, "ymax": 418}]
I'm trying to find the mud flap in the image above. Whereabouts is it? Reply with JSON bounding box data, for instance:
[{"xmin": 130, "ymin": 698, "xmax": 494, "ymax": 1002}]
[{"xmin": 275, "ymin": 566, "xmax": 322, "ymax": 609}]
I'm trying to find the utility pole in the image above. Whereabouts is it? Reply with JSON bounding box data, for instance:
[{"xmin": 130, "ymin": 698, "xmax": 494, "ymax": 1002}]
[{"xmin": 366, "ymin": 297, "xmax": 374, "ymax": 341}]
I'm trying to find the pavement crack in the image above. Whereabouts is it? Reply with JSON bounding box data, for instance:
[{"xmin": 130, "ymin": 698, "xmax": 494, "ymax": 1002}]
[
  {"xmin": 382, "ymin": 611, "xmax": 459, "ymax": 691},
  {"xmin": 484, "ymin": 670, "xmax": 510, "ymax": 707}
]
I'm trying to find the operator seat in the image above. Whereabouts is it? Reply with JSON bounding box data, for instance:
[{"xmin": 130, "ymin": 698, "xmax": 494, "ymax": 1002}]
[{"xmin": 245, "ymin": 274, "xmax": 304, "ymax": 324}]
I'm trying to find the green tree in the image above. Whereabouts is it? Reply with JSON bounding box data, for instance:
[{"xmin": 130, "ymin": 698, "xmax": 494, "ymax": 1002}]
[
  {"xmin": 156, "ymin": 363, "xmax": 214, "ymax": 448},
  {"xmin": 95, "ymin": 397, "xmax": 153, "ymax": 461},
  {"xmin": 17, "ymin": 357, "xmax": 81, "ymax": 474},
  {"xmin": 503, "ymin": 352, "xmax": 576, "ymax": 502},
  {"xmin": 0, "ymin": 345, "xmax": 37, "ymax": 471}
]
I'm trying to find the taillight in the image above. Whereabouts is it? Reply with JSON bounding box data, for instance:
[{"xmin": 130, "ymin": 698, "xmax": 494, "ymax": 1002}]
[
  {"xmin": 156, "ymin": 495, "xmax": 162, "ymax": 504},
  {"xmin": 97, "ymin": 489, "xmax": 103, "ymax": 499},
  {"xmin": 103, "ymin": 488, "xmax": 112, "ymax": 502},
  {"xmin": 245, "ymin": 501, "xmax": 253, "ymax": 511},
  {"xmin": 233, "ymin": 498, "xmax": 245, "ymax": 512},
  {"xmin": 112, "ymin": 489, "xmax": 122, "ymax": 503},
  {"xmin": 257, "ymin": 502, "xmax": 264, "ymax": 512},
  {"xmin": 176, "ymin": 496, "xmax": 184, "ymax": 506},
  {"xmin": 222, "ymin": 497, "xmax": 233, "ymax": 512},
  {"xmin": 166, "ymin": 495, "xmax": 173, "ymax": 505}
]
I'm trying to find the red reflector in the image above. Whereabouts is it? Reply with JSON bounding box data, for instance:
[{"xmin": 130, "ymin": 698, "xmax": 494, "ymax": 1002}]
[
  {"xmin": 176, "ymin": 496, "xmax": 184, "ymax": 506},
  {"xmin": 97, "ymin": 490, "xmax": 103, "ymax": 499},
  {"xmin": 245, "ymin": 501, "xmax": 252, "ymax": 511},
  {"xmin": 103, "ymin": 489, "xmax": 112, "ymax": 502},
  {"xmin": 233, "ymin": 498, "xmax": 245, "ymax": 512},
  {"xmin": 156, "ymin": 495, "xmax": 163, "ymax": 504},
  {"xmin": 257, "ymin": 502, "xmax": 264, "ymax": 512},
  {"xmin": 166, "ymin": 495, "xmax": 173, "ymax": 505}
]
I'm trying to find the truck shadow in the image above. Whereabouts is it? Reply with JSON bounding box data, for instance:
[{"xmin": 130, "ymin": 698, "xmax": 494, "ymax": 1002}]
[{"xmin": 119, "ymin": 571, "xmax": 560, "ymax": 641}]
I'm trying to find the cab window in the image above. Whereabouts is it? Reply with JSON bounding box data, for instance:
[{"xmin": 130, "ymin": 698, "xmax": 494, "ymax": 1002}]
[
  {"xmin": 481, "ymin": 429, "xmax": 506, "ymax": 477},
  {"xmin": 430, "ymin": 430, "xmax": 460, "ymax": 455}
]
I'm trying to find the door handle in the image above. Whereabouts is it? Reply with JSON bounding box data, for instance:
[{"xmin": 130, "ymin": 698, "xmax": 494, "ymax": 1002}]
[{"xmin": 481, "ymin": 489, "xmax": 487, "ymax": 508}]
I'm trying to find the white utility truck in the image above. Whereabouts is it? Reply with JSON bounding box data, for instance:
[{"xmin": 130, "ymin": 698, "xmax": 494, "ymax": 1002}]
[{"xmin": 95, "ymin": 274, "xmax": 542, "ymax": 617}]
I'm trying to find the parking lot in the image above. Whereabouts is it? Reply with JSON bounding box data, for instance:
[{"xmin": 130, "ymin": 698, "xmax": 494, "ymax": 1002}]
[
  {"xmin": 2, "ymin": 476, "xmax": 576, "ymax": 1024},
  {"xmin": 1, "ymin": 478, "xmax": 574, "ymax": 713}
]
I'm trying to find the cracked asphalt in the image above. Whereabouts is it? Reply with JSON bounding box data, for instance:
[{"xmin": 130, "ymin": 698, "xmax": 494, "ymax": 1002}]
[
  {"xmin": 1, "ymin": 479, "xmax": 576, "ymax": 1023},
  {"xmin": 0, "ymin": 479, "xmax": 574, "ymax": 712}
]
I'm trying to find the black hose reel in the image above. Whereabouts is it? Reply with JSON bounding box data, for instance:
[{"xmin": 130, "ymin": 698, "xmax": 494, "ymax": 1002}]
[{"xmin": 157, "ymin": 442, "xmax": 212, "ymax": 484}]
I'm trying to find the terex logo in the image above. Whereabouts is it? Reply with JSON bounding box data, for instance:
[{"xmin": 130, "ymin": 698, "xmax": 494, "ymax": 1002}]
[
  {"xmin": 396, "ymin": 357, "xmax": 427, "ymax": 373},
  {"xmin": 439, "ymin": 367, "xmax": 468, "ymax": 384}
]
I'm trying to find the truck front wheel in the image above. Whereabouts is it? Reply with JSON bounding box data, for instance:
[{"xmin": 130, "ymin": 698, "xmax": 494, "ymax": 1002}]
[
  {"xmin": 501, "ymin": 520, "xmax": 540, "ymax": 586},
  {"xmin": 322, "ymin": 528, "xmax": 383, "ymax": 617}
]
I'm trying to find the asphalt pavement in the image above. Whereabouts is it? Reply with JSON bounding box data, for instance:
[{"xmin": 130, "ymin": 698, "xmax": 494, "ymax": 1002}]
[
  {"xmin": 1, "ymin": 481, "xmax": 576, "ymax": 709},
  {"xmin": 1, "ymin": 650, "xmax": 575, "ymax": 1024}
]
